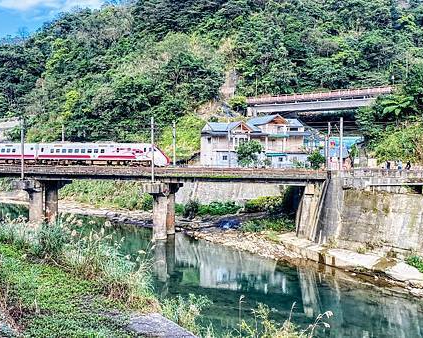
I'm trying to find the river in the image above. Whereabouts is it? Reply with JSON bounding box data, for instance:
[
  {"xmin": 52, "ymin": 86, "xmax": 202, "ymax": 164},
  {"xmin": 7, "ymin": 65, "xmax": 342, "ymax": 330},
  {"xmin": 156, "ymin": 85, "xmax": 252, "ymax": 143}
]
[{"xmin": 1, "ymin": 203, "xmax": 423, "ymax": 337}]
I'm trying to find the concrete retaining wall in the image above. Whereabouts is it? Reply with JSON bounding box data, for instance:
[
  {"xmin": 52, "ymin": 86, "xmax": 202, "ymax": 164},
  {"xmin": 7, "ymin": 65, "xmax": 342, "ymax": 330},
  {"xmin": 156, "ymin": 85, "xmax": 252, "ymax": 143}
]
[
  {"xmin": 176, "ymin": 182, "xmax": 284, "ymax": 205},
  {"xmin": 317, "ymin": 181, "xmax": 423, "ymax": 254},
  {"xmin": 338, "ymin": 190, "xmax": 423, "ymax": 253}
]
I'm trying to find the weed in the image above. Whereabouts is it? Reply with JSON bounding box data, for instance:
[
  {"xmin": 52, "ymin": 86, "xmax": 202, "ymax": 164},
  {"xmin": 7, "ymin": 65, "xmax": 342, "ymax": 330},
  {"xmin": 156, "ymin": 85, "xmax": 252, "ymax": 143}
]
[
  {"xmin": 237, "ymin": 302, "xmax": 333, "ymax": 338},
  {"xmin": 406, "ymin": 255, "xmax": 423, "ymax": 273},
  {"xmin": 161, "ymin": 294, "xmax": 212, "ymax": 336},
  {"xmin": 241, "ymin": 217, "xmax": 295, "ymax": 233},
  {"xmin": 60, "ymin": 180, "xmax": 153, "ymax": 211}
]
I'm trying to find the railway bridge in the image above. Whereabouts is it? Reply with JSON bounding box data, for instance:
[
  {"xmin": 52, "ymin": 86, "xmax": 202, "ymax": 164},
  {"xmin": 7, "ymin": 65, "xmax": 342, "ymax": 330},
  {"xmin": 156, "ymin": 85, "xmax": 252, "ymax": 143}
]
[
  {"xmin": 246, "ymin": 86, "xmax": 393, "ymax": 116},
  {"xmin": 2, "ymin": 165, "xmax": 422, "ymax": 242}
]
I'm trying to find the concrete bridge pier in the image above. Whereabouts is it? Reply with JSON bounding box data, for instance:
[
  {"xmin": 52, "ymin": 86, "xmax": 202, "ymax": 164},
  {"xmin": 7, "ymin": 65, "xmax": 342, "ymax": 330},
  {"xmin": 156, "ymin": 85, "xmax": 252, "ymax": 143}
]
[
  {"xmin": 144, "ymin": 183, "xmax": 183, "ymax": 241},
  {"xmin": 13, "ymin": 179, "xmax": 71, "ymax": 224},
  {"xmin": 44, "ymin": 181, "xmax": 60, "ymax": 223}
]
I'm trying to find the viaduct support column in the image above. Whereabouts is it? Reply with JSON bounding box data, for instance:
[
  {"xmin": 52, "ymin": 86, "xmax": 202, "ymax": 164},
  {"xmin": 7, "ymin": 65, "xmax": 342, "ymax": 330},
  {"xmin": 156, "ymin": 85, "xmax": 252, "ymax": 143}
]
[
  {"xmin": 44, "ymin": 181, "xmax": 59, "ymax": 223},
  {"xmin": 144, "ymin": 183, "xmax": 182, "ymax": 241},
  {"xmin": 13, "ymin": 179, "xmax": 71, "ymax": 224}
]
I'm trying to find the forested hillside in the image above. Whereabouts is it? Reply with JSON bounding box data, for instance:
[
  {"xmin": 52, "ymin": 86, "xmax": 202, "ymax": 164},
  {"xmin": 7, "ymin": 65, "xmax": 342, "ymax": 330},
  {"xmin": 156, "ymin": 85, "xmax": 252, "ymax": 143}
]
[{"xmin": 1, "ymin": 0, "xmax": 423, "ymax": 158}]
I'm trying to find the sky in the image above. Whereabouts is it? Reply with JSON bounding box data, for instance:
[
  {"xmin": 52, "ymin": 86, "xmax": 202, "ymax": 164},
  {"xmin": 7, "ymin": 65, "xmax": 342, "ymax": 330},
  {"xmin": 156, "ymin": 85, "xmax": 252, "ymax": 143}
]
[{"xmin": 0, "ymin": 0, "xmax": 105, "ymax": 37}]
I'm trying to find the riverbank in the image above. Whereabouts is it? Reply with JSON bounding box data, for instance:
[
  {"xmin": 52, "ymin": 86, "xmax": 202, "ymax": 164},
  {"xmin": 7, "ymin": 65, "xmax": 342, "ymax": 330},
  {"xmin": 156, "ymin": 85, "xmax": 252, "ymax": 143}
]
[
  {"xmin": 2, "ymin": 192, "xmax": 423, "ymax": 299},
  {"xmin": 187, "ymin": 227, "xmax": 423, "ymax": 298}
]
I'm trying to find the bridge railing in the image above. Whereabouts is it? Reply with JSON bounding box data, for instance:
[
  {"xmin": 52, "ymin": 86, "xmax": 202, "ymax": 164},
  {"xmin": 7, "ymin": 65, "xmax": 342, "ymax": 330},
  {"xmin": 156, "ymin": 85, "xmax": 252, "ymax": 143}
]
[
  {"xmin": 247, "ymin": 86, "xmax": 393, "ymax": 105},
  {"xmin": 340, "ymin": 169, "xmax": 423, "ymax": 179}
]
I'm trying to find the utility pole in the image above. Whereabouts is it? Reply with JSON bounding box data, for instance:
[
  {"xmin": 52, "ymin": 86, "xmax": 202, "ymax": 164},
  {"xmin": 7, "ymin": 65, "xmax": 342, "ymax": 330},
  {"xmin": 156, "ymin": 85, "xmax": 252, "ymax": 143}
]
[
  {"xmin": 326, "ymin": 122, "xmax": 331, "ymax": 170},
  {"xmin": 339, "ymin": 117, "xmax": 344, "ymax": 171},
  {"xmin": 172, "ymin": 120, "xmax": 176, "ymax": 166},
  {"xmin": 61, "ymin": 124, "xmax": 65, "ymax": 142},
  {"xmin": 151, "ymin": 116, "xmax": 155, "ymax": 183},
  {"xmin": 20, "ymin": 117, "xmax": 25, "ymax": 180}
]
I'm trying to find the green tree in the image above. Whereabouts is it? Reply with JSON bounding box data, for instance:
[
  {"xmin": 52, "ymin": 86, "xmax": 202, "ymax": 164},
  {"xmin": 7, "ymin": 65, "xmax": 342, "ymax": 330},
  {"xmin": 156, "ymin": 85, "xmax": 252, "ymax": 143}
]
[
  {"xmin": 307, "ymin": 150, "xmax": 326, "ymax": 170},
  {"xmin": 236, "ymin": 140, "xmax": 263, "ymax": 167}
]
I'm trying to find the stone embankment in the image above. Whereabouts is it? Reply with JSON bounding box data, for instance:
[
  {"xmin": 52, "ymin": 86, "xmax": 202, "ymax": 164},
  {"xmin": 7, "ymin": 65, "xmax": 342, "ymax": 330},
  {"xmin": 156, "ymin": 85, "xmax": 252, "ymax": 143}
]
[{"xmin": 187, "ymin": 228, "xmax": 423, "ymax": 297}]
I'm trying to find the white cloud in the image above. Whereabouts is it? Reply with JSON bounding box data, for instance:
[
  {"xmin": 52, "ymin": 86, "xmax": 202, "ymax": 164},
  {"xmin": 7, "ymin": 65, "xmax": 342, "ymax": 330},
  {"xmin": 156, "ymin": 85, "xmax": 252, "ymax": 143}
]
[{"xmin": 0, "ymin": 0, "xmax": 103, "ymax": 11}]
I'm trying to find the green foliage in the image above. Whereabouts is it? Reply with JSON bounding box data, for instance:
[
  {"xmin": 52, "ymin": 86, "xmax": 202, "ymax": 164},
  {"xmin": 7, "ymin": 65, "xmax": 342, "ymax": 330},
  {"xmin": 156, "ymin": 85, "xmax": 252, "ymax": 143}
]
[
  {"xmin": 0, "ymin": 243, "xmax": 132, "ymax": 337},
  {"xmin": 159, "ymin": 114, "xmax": 206, "ymax": 161},
  {"xmin": 161, "ymin": 294, "xmax": 212, "ymax": 336},
  {"xmin": 357, "ymin": 64, "xmax": 423, "ymax": 163},
  {"xmin": 240, "ymin": 217, "xmax": 295, "ymax": 233},
  {"xmin": 228, "ymin": 95, "xmax": 247, "ymax": 114},
  {"xmin": 236, "ymin": 140, "xmax": 263, "ymax": 167},
  {"xmin": 244, "ymin": 196, "xmax": 286, "ymax": 215},
  {"xmin": 238, "ymin": 303, "xmax": 333, "ymax": 338},
  {"xmin": 0, "ymin": 217, "xmax": 157, "ymax": 312},
  {"xmin": 406, "ymin": 255, "xmax": 423, "ymax": 273},
  {"xmin": 307, "ymin": 150, "xmax": 326, "ymax": 170},
  {"xmin": 182, "ymin": 199, "xmax": 242, "ymax": 218},
  {"xmin": 60, "ymin": 180, "xmax": 153, "ymax": 211}
]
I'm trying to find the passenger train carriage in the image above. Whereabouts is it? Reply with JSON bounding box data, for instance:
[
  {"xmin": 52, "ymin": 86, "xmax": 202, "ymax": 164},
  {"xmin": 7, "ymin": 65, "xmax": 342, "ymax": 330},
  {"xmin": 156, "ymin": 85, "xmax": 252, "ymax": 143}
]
[{"xmin": 0, "ymin": 143, "xmax": 170, "ymax": 166}]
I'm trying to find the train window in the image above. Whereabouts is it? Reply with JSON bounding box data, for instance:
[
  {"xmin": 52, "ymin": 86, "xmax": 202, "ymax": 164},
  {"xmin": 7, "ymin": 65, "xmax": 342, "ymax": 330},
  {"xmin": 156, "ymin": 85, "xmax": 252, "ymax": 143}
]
[
  {"xmin": 75, "ymin": 149, "xmax": 80, "ymax": 154},
  {"xmin": 81, "ymin": 149, "xmax": 86, "ymax": 154},
  {"xmin": 94, "ymin": 149, "xmax": 98, "ymax": 154},
  {"xmin": 68, "ymin": 149, "xmax": 73, "ymax": 154},
  {"xmin": 12, "ymin": 149, "xmax": 16, "ymax": 153},
  {"xmin": 30, "ymin": 147, "xmax": 34, "ymax": 151},
  {"xmin": 100, "ymin": 149, "xmax": 105, "ymax": 154},
  {"xmin": 88, "ymin": 149, "xmax": 92, "ymax": 154},
  {"xmin": 56, "ymin": 149, "xmax": 60, "ymax": 153},
  {"xmin": 0, "ymin": 149, "xmax": 4, "ymax": 153},
  {"xmin": 41, "ymin": 148, "xmax": 44, "ymax": 152},
  {"xmin": 6, "ymin": 149, "xmax": 10, "ymax": 153},
  {"xmin": 144, "ymin": 148, "xmax": 146, "ymax": 152},
  {"xmin": 62, "ymin": 149, "xmax": 66, "ymax": 153},
  {"xmin": 50, "ymin": 149, "xmax": 54, "ymax": 153}
]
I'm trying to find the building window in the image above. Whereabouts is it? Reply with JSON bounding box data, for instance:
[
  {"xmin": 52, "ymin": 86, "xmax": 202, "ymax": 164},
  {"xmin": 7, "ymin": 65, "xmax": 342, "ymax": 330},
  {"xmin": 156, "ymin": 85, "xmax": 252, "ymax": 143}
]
[{"xmin": 207, "ymin": 137, "xmax": 211, "ymax": 144}]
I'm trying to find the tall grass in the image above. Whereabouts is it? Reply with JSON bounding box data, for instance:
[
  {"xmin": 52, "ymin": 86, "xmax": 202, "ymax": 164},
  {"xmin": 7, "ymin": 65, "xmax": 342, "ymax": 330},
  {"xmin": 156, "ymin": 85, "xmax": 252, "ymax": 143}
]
[
  {"xmin": 0, "ymin": 215, "xmax": 157, "ymax": 310},
  {"xmin": 60, "ymin": 180, "xmax": 153, "ymax": 211}
]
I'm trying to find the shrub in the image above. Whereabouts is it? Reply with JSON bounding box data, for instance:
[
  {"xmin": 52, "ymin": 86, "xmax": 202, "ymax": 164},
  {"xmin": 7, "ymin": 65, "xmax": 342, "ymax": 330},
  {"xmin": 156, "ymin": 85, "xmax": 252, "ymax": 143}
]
[
  {"xmin": 183, "ymin": 199, "xmax": 200, "ymax": 219},
  {"xmin": 182, "ymin": 200, "xmax": 241, "ymax": 218},
  {"xmin": 244, "ymin": 196, "xmax": 285, "ymax": 214},
  {"xmin": 406, "ymin": 255, "xmax": 423, "ymax": 273},
  {"xmin": 240, "ymin": 217, "xmax": 295, "ymax": 233}
]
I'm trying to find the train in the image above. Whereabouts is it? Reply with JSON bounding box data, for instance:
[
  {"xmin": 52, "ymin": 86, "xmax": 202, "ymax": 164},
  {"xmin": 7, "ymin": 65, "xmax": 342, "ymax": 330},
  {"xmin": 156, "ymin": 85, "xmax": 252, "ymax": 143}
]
[{"xmin": 0, "ymin": 142, "xmax": 171, "ymax": 166}]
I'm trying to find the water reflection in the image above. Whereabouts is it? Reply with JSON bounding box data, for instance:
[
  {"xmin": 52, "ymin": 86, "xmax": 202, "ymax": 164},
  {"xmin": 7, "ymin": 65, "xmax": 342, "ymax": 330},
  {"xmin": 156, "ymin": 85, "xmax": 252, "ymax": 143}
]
[{"xmin": 0, "ymin": 203, "xmax": 422, "ymax": 337}]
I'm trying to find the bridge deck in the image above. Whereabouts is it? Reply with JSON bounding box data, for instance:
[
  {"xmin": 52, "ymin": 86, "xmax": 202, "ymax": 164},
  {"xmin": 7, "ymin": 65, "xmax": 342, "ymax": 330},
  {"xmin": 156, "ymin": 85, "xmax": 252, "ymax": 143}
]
[
  {"xmin": 0, "ymin": 165, "xmax": 327, "ymax": 184},
  {"xmin": 247, "ymin": 86, "xmax": 392, "ymax": 105}
]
